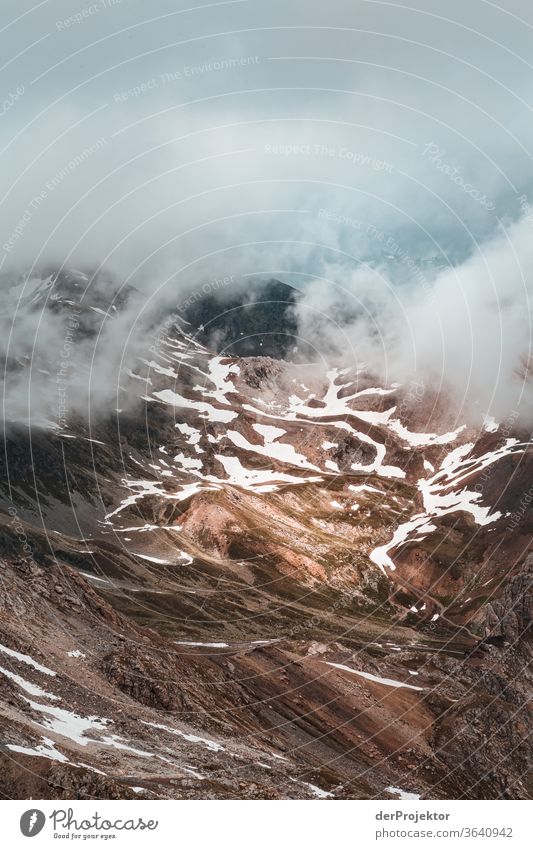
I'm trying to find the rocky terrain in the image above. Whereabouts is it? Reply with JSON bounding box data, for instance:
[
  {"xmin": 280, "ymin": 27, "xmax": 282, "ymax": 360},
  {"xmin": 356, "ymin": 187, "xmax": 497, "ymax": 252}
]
[{"xmin": 0, "ymin": 270, "xmax": 531, "ymax": 800}]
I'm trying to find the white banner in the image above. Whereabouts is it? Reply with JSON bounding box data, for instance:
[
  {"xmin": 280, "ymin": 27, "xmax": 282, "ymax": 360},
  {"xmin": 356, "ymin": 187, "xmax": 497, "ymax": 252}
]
[{"xmin": 2, "ymin": 799, "xmax": 531, "ymax": 848}]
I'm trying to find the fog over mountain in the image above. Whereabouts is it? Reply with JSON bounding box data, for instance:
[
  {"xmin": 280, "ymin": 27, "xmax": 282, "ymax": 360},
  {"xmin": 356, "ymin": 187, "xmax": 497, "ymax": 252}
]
[
  {"xmin": 2, "ymin": 0, "xmax": 533, "ymax": 427},
  {"xmin": 1, "ymin": 1, "xmax": 533, "ymax": 805}
]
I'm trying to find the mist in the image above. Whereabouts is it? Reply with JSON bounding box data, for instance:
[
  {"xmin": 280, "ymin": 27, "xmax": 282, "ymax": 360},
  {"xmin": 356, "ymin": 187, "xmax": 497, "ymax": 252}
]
[
  {"xmin": 1, "ymin": 0, "xmax": 533, "ymax": 427},
  {"xmin": 293, "ymin": 214, "xmax": 533, "ymax": 424}
]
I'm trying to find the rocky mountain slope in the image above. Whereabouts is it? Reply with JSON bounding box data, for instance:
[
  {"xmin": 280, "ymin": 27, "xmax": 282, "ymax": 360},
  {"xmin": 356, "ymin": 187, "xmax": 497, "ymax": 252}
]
[{"xmin": 0, "ymin": 271, "xmax": 531, "ymax": 800}]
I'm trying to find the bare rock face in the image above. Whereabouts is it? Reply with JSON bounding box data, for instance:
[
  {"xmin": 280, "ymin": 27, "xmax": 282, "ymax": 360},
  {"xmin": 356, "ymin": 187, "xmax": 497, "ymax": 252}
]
[
  {"xmin": 179, "ymin": 497, "xmax": 241, "ymax": 556},
  {"xmin": 0, "ymin": 755, "xmax": 139, "ymax": 800},
  {"xmin": 239, "ymin": 356, "xmax": 285, "ymax": 388},
  {"xmin": 100, "ymin": 647, "xmax": 191, "ymax": 712},
  {"xmin": 485, "ymin": 555, "xmax": 532, "ymax": 645},
  {"xmin": 431, "ymin": 665, "xmax": 533, "ymax": 799},
  {"xmin": 333, "ymin": 435, "xmax": 377, "ymax": 471}
]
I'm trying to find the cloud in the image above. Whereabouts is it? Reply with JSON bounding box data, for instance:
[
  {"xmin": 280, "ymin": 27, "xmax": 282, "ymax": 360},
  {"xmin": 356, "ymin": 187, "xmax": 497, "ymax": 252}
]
[
  {"xmin": 1, "ymin": 0, "xmax": 533, "ymax": 425},
  {"xmin": 293, "ymin": 214, "xmax": 533, "ymax": 424}
]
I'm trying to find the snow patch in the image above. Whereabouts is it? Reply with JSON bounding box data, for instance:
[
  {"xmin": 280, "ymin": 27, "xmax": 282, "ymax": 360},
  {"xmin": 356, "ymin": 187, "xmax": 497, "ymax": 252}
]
[
  {"xmin": 387, "ymin": 786, "xmax": 421, "ymax": 800},
  {"xmin": 325, "ymin": 662, "xmax": 425, "ymax": 691},
  {"xmin": 0, "ymin": 664, "xmax": 59, "ymax": 700},
  {"xmin": 0, "ymin": 643, "xmax": 56, "ymax": 677},
  {"xmin": 7, "ymin": 736, "xmax": 68, "ymax": 763},
  {"xmin": 142, "ymin": 720, "xmax": 224, "ymax": 752}
]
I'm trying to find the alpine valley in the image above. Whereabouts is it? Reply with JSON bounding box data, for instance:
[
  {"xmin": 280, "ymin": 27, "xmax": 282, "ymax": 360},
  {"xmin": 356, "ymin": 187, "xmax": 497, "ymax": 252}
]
[{"xmin": 0, "ymin": 269, "xmax": 531, "ymax": 801}]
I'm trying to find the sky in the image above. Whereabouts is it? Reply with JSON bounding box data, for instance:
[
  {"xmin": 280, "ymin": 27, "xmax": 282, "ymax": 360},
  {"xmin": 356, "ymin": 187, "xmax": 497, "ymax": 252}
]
[{"xmin": 1, "ymin": 0, "xmax": 533, "ymax": 424}]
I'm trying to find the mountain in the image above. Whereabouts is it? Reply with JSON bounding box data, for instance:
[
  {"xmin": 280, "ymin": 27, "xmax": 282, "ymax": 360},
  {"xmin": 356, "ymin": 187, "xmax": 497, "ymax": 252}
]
[
  {"xmin": 0, "ymin": 271, "xmax": 531, "ymax": 800},
  {"xmin": 182, "ymin": 278, "xmax": 314, "ymax": 360},
  {"xmin": 2, "ymin": 266, "xmax": 137, "ymax": 317}
]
